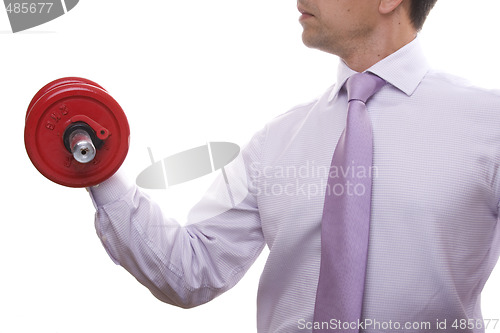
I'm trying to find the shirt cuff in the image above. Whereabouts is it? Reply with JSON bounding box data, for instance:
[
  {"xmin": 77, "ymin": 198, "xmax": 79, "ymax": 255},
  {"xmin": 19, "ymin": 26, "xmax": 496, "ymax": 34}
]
[{"xmin": 87, "ymin": 170, "xmax": 134, "ymax": 208}]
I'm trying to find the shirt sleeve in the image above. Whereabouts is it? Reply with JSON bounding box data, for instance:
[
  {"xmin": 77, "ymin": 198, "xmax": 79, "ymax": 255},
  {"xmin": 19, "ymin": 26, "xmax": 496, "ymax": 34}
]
[{"xmin": 88, "ymin": 128, "xmax": 267, "ymax": 309}]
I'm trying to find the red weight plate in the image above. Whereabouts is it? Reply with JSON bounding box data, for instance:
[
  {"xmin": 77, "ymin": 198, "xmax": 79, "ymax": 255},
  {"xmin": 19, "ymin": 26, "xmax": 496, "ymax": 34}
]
[
  {"xmin": 26, "ymin": 77, "xmax": 105, "ymax": 121},
  {"xmin": 25, "ymin": 82, "xmax": 130, "ymax": 187}
]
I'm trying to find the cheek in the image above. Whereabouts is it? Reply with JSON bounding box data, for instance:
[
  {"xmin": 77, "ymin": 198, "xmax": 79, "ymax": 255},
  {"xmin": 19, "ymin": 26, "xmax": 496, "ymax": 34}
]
[
  {"xmin": 319, "ymin": 0, "xmax": 377, "ymax": 31},
  {"xmin": 318, "ymin": 3, "xmax": 353, "ymax": 30}
]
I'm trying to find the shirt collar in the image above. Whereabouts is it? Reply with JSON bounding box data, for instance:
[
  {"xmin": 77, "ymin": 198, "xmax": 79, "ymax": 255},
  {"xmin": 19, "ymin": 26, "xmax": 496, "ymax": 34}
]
[{"xmin": 328, "ymin": 37, "xmax": 430, "ymax": 102}]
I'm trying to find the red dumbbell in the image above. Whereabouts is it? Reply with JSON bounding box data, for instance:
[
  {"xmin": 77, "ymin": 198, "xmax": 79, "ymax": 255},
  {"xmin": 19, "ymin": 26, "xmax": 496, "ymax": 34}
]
[{"xmin": 24, "ymin": 77, "xmax": 130, "ymax": 187}]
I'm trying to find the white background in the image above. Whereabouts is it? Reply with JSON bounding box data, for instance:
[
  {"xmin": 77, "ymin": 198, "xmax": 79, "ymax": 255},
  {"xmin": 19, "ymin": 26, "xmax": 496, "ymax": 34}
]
[{"xmin": 1, "ymin": 0, "xmax": 500, "ymax": 332}]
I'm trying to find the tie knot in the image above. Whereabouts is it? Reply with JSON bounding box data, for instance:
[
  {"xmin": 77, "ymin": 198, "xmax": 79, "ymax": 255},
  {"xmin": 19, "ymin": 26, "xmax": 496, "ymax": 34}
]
[{"xmin": 346, "ymin": 72, "xmax": 385, "ymax": 104}]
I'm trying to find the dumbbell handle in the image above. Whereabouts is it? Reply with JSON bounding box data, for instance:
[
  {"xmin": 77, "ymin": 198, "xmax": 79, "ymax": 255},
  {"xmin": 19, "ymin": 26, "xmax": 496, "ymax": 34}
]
[{"xmin": 68, "ymin": 129, "xmax": 96, "ymax": 163}]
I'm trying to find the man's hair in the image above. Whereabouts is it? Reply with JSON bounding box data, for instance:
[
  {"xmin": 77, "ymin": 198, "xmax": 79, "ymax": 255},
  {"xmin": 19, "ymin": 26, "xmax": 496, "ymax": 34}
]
[{"xmin": 408, "ymin": 0, "xmax": 438, "ymax": 31}]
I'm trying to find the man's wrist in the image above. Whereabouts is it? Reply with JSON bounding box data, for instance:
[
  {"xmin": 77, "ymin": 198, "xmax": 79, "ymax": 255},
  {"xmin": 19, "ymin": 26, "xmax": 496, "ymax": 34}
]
[{"xmin": 87, "ymin": 170, "xmax": 133, "ymax": 208}]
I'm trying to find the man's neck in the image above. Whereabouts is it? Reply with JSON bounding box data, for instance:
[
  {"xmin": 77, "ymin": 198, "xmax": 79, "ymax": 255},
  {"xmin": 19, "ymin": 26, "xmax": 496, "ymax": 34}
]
[
  {"xmin": 340, "ymin": 15, "xmax": 417, "ymax": 72},
  {"xmin": 343, "ymin": 33, "xmax": 417, "ymax": 72}
]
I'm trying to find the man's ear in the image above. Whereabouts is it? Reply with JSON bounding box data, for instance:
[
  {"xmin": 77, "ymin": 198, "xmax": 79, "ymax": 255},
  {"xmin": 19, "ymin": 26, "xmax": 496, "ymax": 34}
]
[{"xmin": 379, "ymin": 0, "xmax": 405, "ymax": 14}]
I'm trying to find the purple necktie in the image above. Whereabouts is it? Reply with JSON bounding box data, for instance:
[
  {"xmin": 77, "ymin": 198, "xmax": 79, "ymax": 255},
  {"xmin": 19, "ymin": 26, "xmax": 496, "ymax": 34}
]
[{"xmin": 313, "ymin": 72, "xmax": 385, "ymax": 332}]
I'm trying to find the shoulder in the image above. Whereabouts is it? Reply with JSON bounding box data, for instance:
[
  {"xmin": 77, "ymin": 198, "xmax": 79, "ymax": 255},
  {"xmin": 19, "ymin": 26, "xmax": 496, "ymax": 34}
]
[
  {"xmin": 414, "ymin": 69, "xmax": 500, "ymax": 134},
  {"xmin": 422, "ymin": 69, "xmax": 500, "ymax": 103},
  {"xmin": 265, "ymin": 84, "xmax": 335, "ymax": 132},
  {"xmin": 243, "ymin": 84, "xmax": 334, "ymax": 162}
]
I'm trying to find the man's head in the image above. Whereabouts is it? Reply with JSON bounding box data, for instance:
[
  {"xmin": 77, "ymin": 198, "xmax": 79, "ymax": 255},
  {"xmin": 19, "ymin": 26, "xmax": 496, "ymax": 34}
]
[{"xmin": 298, "ymin": 0, "xmax": 437, "ymax": 71}]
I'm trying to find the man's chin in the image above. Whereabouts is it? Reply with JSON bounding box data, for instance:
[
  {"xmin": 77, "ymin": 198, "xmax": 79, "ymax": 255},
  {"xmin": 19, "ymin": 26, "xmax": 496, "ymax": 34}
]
[
  {"xmin": 301, "ymin": 33, "xmax": 326, "ymax": 52},
  {"xmin": 301, "ymin": 32, "xmax": 340, "ymax": 56},
  {"xmin": 301, "ymin": 31, "xmax": 317, "ymax": 49}
]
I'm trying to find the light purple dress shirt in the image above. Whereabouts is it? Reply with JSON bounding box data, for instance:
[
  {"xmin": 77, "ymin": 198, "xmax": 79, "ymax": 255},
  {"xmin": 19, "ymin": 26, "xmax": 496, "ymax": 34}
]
[{"xmin": 89, "ymin": 38, "xmax": 500, "ymax": 333}]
